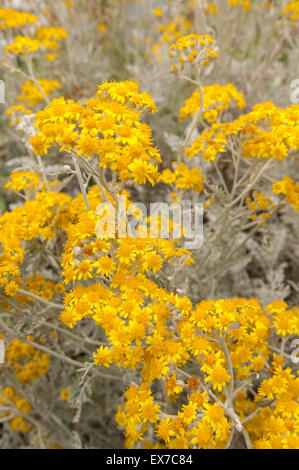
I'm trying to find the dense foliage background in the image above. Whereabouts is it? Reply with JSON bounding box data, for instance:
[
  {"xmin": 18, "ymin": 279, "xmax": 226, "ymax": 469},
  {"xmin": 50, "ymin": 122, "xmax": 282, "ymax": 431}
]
[{"xmin": 0, "ymin": 0, "xmax": 298, "ymax": 449}]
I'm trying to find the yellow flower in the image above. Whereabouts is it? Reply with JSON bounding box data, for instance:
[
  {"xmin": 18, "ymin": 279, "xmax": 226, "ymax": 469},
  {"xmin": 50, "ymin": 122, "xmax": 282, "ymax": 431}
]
[
  {"xmin": 5, "ymin": 36, "xmax": 41, "ymax": 55},
  {"xmin": 93, "ymin": 346, "xmax": 112, "ymax": 367},
  {"xmin": 76, "ymin": 134, "xmax": 99, "ymax": 157},
  {"xmin": 139, "ymin": 398, "xmax": 160, "ymax": 423},
  {"xmin": 95, "ymin": 256, "xmax": 116, "ymax": 277},
  {"xmin": 0, "ymin": 8, "xmax": 38, "ymax": 29},
  {"xmin": 18, "ymin": 79, "xmax": 61, "ymax": 106},
  {"xmin": 60, "ymin": 389, "xmax": 71, "ymax": 401},
  {"xmin": 142, "ymin": 252, "xmax": 163, "ymax": 274},
  {"xmin": 203, "ymin": 403, "xmax": 225, "ymax": 426},
  {"xmin": 155, "ymin": 417, "xmax": 174, "ymax": 442},
  {"xmin": 205, "ymin": 363, "xmax": 231, "ymax": 392},
  {"xmin": 191, "ymin": 422, "xmax": 214, "ymax": 448},
  {"xmin": 153, "ymin": 8, "xmax": 163, "ymax": 17}
]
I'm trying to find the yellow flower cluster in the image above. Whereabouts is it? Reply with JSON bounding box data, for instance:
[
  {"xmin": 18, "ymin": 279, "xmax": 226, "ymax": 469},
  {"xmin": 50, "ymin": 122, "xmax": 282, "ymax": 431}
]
[
  {"xmin": 1, "ymin": 28, "xmax": 298, "ymax": 443},
  {"xmin": 0, "ymin": 8, "xmax": 38, "ymax": 29},
  {"xmin": 236, "ymin": 358, "xmax": 299, "ymax": 449},
  {"xmin": 10, "ymin": 83, "xmax": 294, "ymax": 449},
  {"xmin": 265, "ymin": 300, "xmax": 299, "ymax": 336},
  {"xmin": 179, "ymin": 83, "xmax": 246, "ymax": 123},
  {"xmin": 159, "ymin": 163, "xmax": 204, "ymax": 193},
  {"xmin": 18, "ymin": 79, "xmax": 61, "ymax": 106},
  {"xmin": 30, "ymin": 80, "xmax": 161, "ymax": 186},
  {"xmin": 5, "ymin": 36, "xmax": 42, "ymax": 55},
  {"xmin": 245, "ymin": 191, "xmax": 274, "ymax": 225},
  {"xmin": 169, "ymin": 34, "xmax": 219, "ymax": 73},
  {"xmin": 4, "ymin": 337, "xmax": 50, "ymax": 384},
  {"xmin": 272, "ymin": 176, "xmax": 299, "ymax": 212},
  {"xmin": 204, "ymin": 2, "xmax": 217, "ymax": 15},
  {"xmin": 6, "ymin": 104, "xmax": 32, "ymax": 126},
  {"xmin": 35, "ymin": 26, "xmax": 69, "ymax": 50},
  {"xmin": 4, "ymin": 170, "xmax": 59, "ymax": 198},
  {"xmin": 0, "ymin": 387, "xmax": 32, "ymax": 433},
  {"xmin": 113, "ymin": 298, "xmax": 299, "ymax": 449},
  {"xmin": 151, "ymin": 2, "xmax": 217, "ymax": 58},
  {"xmin": 186, "ymin": 102, "xmax": 299, "ymax": 162},
  {"xmin": 4, "ymin": 170, "xmax": 41, "ymax": 193},
  {"xmin": 0, "ymin": 335, "xmax": 51, "ymax": 435},
  {"xmin": 152, "ymin": 14, "xmax": 191, "ymax": 56},
  {"xmin": 281, "ymin": 1, "xmax": 299, "ymax": 23},
  {"xmin": 60, "ymin": 188, "xmax": 193, "ymax": 330},
  {"xmin": 0, "ymin": 189, "xmax": 73, "ymax": 292},
  {"xmin": 229, "ymin": 0, "xmax": 252, "ymax": 11},
  {"xmin": 2, "ymin": 7, "xmax": 68, "ymax": 57},
  {"xmin": 0, "ymin": 0, "xmax": 298, "ymax": 451},
  {"xmin": 5, "ymin": 26, "xmax": 68, "ymax": 55}
]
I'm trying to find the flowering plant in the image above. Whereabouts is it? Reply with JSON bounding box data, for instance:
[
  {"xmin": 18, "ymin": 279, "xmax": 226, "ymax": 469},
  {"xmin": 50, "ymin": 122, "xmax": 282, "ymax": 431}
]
[{"xmin": 0, "ymin": 0, "xmax": 298, "ymax": 450}]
